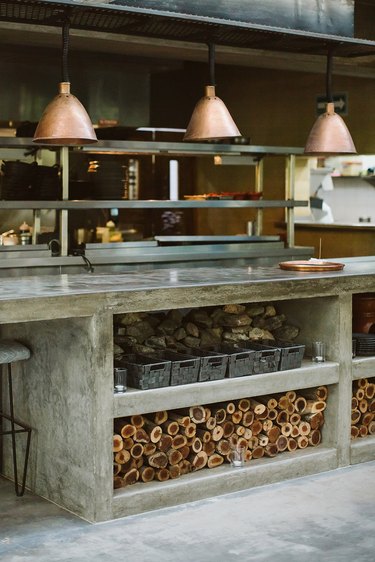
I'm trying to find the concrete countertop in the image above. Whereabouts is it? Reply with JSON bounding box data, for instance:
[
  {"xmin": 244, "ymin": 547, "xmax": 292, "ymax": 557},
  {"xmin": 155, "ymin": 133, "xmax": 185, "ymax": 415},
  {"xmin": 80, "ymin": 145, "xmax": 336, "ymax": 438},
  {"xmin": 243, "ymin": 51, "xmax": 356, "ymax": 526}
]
[{"xmin": 0, "ymin": 256, "xmax": 374, "ymax": 323}]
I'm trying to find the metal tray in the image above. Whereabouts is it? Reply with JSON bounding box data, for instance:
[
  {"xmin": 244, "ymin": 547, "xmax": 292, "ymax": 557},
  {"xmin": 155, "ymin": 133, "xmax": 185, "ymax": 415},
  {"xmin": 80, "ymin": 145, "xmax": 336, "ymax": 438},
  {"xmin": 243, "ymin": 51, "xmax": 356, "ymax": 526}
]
[{"xmin": 279, "ymin": 260, "xmax": 345, "ymax": 271}]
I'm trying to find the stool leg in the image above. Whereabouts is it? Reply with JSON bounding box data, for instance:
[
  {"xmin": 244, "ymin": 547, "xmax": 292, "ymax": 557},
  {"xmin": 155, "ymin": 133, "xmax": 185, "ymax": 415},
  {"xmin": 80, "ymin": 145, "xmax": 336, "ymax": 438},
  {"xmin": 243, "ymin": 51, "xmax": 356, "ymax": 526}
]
[{"xmin": 7, "ymin": 363, "xmax": 31, "ymax": 497}]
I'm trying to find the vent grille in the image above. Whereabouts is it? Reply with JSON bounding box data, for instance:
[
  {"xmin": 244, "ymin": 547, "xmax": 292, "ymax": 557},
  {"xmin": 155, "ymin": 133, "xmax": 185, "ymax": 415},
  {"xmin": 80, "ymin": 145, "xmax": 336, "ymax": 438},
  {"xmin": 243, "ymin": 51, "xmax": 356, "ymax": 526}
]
[{"xmin": 0, "ymin": 0, "xmax": 374, "ymax": 57}]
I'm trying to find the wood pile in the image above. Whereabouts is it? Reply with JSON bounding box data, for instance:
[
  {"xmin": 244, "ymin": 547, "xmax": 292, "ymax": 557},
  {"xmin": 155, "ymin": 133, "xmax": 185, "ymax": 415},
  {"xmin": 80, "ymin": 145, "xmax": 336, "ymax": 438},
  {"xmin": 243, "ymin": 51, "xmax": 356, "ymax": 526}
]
[
  {"xmin": 351, "ymin": 378, "xmax": 375, "ymax": 439},
  {"xmin": 114, "ymin": 303, "xmax": 300, "ymax": 359},
  {"xmin": 113, "ymin": 386, "xmax": 328, "ymax": 489}
]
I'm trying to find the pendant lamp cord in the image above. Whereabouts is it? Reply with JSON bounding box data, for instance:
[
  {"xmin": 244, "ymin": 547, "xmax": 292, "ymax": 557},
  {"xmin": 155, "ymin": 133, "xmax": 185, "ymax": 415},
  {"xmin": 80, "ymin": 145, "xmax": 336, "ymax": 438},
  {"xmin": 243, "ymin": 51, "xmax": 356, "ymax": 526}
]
[
  {"xmin": 208, "ymin": 43, "xmax": 215, "ymax": 86},
  {"xmin": 326, "ymin": 51, "xmax": 333, "ymax": 103},
  {"xmin": 61, "ymin": 16, "xmax": 70, "ymax": 83}
]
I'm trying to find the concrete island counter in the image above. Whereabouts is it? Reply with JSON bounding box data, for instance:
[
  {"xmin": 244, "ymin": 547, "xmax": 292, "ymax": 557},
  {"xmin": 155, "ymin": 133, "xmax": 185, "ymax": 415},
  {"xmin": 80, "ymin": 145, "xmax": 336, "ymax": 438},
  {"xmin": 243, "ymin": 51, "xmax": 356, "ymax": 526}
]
[{"xmin": 1, "ymin": 257, "xmax": 375, "ymax": 522}]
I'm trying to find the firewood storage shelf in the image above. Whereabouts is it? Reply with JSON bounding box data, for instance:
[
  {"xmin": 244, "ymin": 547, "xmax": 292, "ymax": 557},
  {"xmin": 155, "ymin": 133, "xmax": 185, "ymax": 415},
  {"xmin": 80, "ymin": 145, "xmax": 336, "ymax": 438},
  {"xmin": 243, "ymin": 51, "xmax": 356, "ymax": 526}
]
[{"xmin": 350, "ymin": 359, "xmax": 375, "ymax": 465}]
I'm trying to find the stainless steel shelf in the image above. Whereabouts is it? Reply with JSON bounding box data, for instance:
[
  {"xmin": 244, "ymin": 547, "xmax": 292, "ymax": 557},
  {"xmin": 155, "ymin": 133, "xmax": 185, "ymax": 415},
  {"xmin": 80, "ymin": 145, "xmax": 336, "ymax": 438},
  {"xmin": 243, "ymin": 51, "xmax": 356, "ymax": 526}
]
[{"xmin": 0, "ymin": 199, "xmax": 308, "ymax": 210}]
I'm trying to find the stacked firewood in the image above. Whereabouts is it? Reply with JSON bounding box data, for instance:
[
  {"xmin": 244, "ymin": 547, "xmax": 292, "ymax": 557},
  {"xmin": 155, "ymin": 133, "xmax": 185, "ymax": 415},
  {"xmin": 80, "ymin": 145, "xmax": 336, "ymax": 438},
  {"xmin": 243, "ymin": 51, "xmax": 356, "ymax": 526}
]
[
  {"xmin": 114, "ymin": 303, "xmax": 300, "ymax": 359},
  {"xmin": 351, "ymin": 378, "xmax": 375, "ymax": 439},
  {"xmin": 113, "ymin": 386, "xmax": 328, "ymax": 489}
]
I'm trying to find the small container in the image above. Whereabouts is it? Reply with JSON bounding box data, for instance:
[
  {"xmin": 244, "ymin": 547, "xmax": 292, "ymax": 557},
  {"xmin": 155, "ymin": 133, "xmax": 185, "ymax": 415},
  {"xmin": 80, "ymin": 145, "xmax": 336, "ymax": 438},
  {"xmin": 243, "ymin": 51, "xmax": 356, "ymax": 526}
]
[
  {"xmin": 312, "ymin": 341, "xmax": 325, "ymax": 363},
  {"xmin": 229, "ymin": 443, "xmax": 245, "ymax": 468},
  {"xmin": 114, "ymin": 367, "xmax": 127, "ymax": 394}
]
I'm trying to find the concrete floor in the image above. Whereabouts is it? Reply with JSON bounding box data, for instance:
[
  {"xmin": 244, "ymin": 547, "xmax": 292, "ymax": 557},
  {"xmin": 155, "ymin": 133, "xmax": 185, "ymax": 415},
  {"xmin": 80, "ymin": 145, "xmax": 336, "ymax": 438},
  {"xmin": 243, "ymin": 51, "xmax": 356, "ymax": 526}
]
[{"xmin": 1, "ymin": 462, "xmax": 375, "ymax": 562}]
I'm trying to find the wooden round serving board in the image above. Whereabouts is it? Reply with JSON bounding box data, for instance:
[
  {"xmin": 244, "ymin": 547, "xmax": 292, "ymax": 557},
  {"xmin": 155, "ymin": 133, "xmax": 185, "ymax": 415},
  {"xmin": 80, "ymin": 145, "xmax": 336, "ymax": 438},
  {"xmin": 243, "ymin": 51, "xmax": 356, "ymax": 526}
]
[{"xmin": 279, "ymin": 260, "xmax": 345, "ymax": 272}]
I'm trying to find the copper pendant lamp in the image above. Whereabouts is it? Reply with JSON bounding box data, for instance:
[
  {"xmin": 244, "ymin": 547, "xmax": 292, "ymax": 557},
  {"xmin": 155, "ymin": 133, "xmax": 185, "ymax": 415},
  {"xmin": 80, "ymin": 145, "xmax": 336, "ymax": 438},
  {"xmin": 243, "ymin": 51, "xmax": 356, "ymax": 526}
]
[
  {"xmin": 304, "ymin": 52, "xmax": 356, "ymax": 155},
  {"xmin": 184, "ymin": 44, "xmax": 241, "ymax": 142},
  {"xmin": 33, "ymin": 16, "xmax": 97, "ymax": 145}
]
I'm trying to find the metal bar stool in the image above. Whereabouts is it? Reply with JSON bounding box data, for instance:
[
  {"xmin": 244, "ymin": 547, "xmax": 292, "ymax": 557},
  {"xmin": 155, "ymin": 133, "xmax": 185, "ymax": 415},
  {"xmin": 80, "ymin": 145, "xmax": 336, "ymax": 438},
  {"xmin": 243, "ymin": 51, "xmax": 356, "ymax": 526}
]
[{"xmin": 0, "ymin": 340, "xmax": 31, "ymax": 496}]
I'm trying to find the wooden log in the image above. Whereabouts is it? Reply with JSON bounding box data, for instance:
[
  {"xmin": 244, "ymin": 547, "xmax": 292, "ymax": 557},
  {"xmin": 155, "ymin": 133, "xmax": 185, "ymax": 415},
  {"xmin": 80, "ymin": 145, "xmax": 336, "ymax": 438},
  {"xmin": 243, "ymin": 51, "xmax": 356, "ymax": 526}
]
[
  {"xmin": 116, "ymin": 423, "xmax": 135, "ymax": 440},
  {"xmin": 267, "ymin": 409, "xmax": 278, "ymax": 421},
  {"xmin": 245, "ymin": 449, "xmax": 253, "ymax": 461},
  {"xmin": 250, "ymin": 399, "xmax": 267, "ymax": 415},
  {"xmin": 243, "ymin": 428, "xmax": 253, "ymax": 440},
  {"xmin": 359, "ymin": 425, "xmax": 368, "ymax": 438},
  {"xmin": 237, "ymin": 437, "xmax": 248, "ymax": 450},
  {"xmin": 359, "ymin": 400, "xmax": 369, "ymax": 414},
  {"xmin": 212, "ymin": 425, "xmax": 224, "ymax": 442},
  {"xmin": 178, "ymin": 460, "xmax": 192, "ymax": 475},
  {"xmin": 287, "ymin": 437, "xmax": 298, "ymax": 451},
  {"xmin": 160, "ymin": 420, "xmax": 179, "ymax": 436},
  {"xmin": 122, "ymin": 437, "xmax": 135, "ymax": 451},
  {"xmin": 143, "ymin": 419, "xmax": 162, "ymax": 443},
  {"xmin": 139, "ymin": 466, "xmax": 155, "ymax": 483},
  {"xmin": 168, "ymin": 412, "xmax": 190, "ymax": 427},
  {"xmin": 113, "ymin": 462, "xmax": 121, "ymax": 476},
  {"xmin": 204, "ymin": 406, "xmax": 212, "ymax": 419},
  {"xmin": 266, "ymin": 397, "xmax": 278, "ymax": 410},
  {"xmin": 290, "ymin": 425, "xmax": 300, "ymax": 438},
  {"xmin": 356, "ymin": 388, "xmax": 365, "ymax": 400},
  {"xmin": 300, "ymin": 386, "xmax": 328, "ymax": 401},
  {"xmin": 167, "ymin": 448, "xmax": 183, "ymax": 465},
  {"xmin": 216, "ymin": 439, "xmax": 231, "ymax": 456},
  {"xmin": 203, "ymin": 440, "xmax": 216, "ymax": 456},
  {"xmin": 351, "ymin": 410, "xmax": 361, "ymax": 425},
  {"xmin": 119, "ymin": 459, "xmax": 138, "ymax": 474},
  {"xmin": 179, "ymin": 445, "xmax": 191, "ymax": 459},
  {"xmin": 255, "ymin": 406, "xmax": 269, "ymax": 421},
  {"xmin": 221, "ymin": 421, "xmax": 235, "ymax": 438},
  {"xmin": 277, "ymin": 395, "xmax": 290, "ymax": 410},
  {"xmin": 171, "ymin": 434, "xmax": 188, "ymax": 450},
  {"xmin": 298, "ymin": 421, "xmax": 311, "ymax": 436},
  {"xmin": 211, "ymin": 406, "xmax": 227, "ymax": 424},
  {"xmin": 153, "ymin": 411, "xmax": 168, "ymax": 425},
  {"xmin": 231, "ymin": 410, "xmax": 243, "ymax": 424},
  {"xmin": 235, "ymin": 425, "xmax": 245, "ymax": 436},
  {"xmin": 351, "ymin": 426, "xmax": 360, "ymax": 439},
  {"xmin": 258, "ymin": 433, "xmax": 269, "ymax": 447},
  {"xmin": 155, "ymin": 468, "xmax": 170, "ymax": 481},
  {"xmin": 143, "ymin": 442, "xmax": 157, "ymax": 456},
  {"xmin": 205, "ymin": 416, "xmax": 217, "ymax": 430},
  {"xmin": 132, "ymin": 428, "xmax": 150, "ymax": 444},
  {"xmin": 267, "ymin": 426, "xmax": 281, "ymax": 444},
  {"xmin": 294, "ymin": 397, "xmax": 307, "ymax": 413},
  {"xmin": 276, "ymin": 435, "xmax": 288, "ymax": 452},
  {"xmin": 351, "ymin": 397, "xmax": 358, "ymax": 409},
  {"xmin": 276, "ymin": 411, "xmax": 289, "ymax": 425},
  {"xmin": 303, "ymin": 400, "xmax": 326, "ymax": 415},
  {"xmin": 169, "ymin": 464, "xmax": 181, "ymax": 479},
  {"xmin": 250, "ymin": 420, "xmax": 263, "ymax": 436},
  {"xmin": 229, "ymin": 433, "xmax": 238, "ymax": 445},
  {"xmin": 357, "ymin": 378, "xmax": 369, "ymax": 389},
  {"xmin": 252, "ymin": 446, "xmax": 265, "ymax": 459},
  {"xmin": 114, "ymin": 449, "xmax": 131, "ymax": 465},
  {"xmin": 208, "ymin": 453, "xmax": 224, "ymax": 468},
  {"xmin": 280, "ymin": 422, "xmax": 293, "ymax": 437},
  {"xmin": 190, "ymin": 437, "xmax": 203, "ymax": 453},
  {"xmin": 113, "ymin": 476, "xmax": 124, "ymax": 489},
  {"xmin": 130, "ymin": 443, "xmax": 144, "ymax": 459},
  {"xmin": 189, "ymin": 405, "xmax": 206, "ymax": 424},
  {"xmin": 242, "ymin": 411, "xmax": 254, "ymax": 427},
  {"xmin": 302, "ymin": 412, "xmax": 324, "ymax": 430},
  {"xmin": 264, "ymin": 443, "xmax": 279, "ymax": 457},
  {"xmin": 183, "ymin": 423, "xmax": 197, "ymax": 439},
  {"xmin": 148, "ymin": 451, "xmax": 168, "ymax": 468},
  {"xmin": 196, "ymin": 428, "xmax": 211, "ymax": 443},
  {"xmin": 130, "ymin": 414, "xmax": 144, "ymax": 428},
  {"xmin": 369, "ymin": 399, "xmax": 375, "ymax": 413},
  {"xmin": 113, "ymin": 434, "xmax": 124, "ymax": 452},
  {"xmin": 286, "ymin": 391, "xmax": 297, "ymax": 402},
  {"xmin": 123, "ymin": 468, "xmax": 139, "ymax": 486},
  {"xmin": 262, "ymin": 419, "xmax": 273, "ymax": 432},
  {"xmin": 188, "ymin": 451, "xmax": 208, "ymax": 471},
  {"xmin": 365, "ymin": 384, "xmax": 375, "ymax": 400},
  {"xmin": 297, "ymin": 435, "xmax": 309, "ymax": 449},
  {"xmin": 308, "ymin": 429, "xmax": 322, "ymax": 446},
  {"xmin": 289, "ymin": 413, "xmax": 301, "ymax": 426},
  {"xmin": 368, "ymin": 420, "xmax": 375, "ymax": 435},
  {"xmin": 226, "ymin": 402, "xmax": 236, "ymax": 415},
  {"xmin": 248, "ymin": 436, "xmax": 259, "ymax": 449},
  {"xmin": 238, "ymin": 398, "xmax": 251, "ymax": 412}
]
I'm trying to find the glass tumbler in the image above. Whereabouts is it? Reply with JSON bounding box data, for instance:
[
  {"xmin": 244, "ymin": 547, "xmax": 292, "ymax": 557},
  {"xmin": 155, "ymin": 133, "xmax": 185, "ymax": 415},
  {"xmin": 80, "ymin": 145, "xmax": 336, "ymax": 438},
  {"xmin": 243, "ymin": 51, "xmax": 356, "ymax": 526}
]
[{"xmin": 114, "ymin": 367, "xmax": 127, "ymax": 394}]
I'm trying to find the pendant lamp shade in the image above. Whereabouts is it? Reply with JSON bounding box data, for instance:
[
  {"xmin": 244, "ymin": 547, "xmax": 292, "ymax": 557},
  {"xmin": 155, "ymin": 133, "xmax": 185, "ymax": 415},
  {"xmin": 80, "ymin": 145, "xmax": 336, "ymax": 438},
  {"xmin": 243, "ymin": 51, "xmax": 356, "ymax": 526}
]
[
  {"xmin": 184, "ymin": 44, "xmax": 241, "ymax": 142},
  {"xmin": 33, "ymin": 82, "xmax": 97, "ymax": 145},
  {"xmin": 33, "ymin": 17, "xmax": 97, "ymax": 146},
  {"xmin": 304, "ymin": 102, "xmax": 356, "ymax": 155},
  {"xmin": 304, "ymin": 52, "xmax": 356, "ymax": 155},
  {"xmin": 184, "ymin": 85, "xmax": 241, "ymax": 141}
]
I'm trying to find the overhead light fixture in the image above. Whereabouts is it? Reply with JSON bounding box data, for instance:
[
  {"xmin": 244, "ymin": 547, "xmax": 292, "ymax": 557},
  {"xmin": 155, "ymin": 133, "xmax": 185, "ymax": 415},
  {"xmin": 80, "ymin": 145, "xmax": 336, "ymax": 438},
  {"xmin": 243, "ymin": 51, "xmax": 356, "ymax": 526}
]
[
  {"xmin": 183, "ymin": 43, "xmax": 241, "ymax": 142},
  {"xmin": 304, "ymin": 52, "xmax": 356, "ymax": 155},
  {"xmin": 33, "ymin": 15, "xmax": 97, "ymax": 145}
]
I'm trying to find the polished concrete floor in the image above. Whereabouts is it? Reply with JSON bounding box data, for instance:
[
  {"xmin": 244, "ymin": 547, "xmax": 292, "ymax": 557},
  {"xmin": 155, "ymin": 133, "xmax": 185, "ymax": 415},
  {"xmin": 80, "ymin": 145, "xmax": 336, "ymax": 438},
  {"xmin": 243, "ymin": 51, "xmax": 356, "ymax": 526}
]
[{"xmin": 1, "ymin": 461, "xmax": 375, "ymax": 562}]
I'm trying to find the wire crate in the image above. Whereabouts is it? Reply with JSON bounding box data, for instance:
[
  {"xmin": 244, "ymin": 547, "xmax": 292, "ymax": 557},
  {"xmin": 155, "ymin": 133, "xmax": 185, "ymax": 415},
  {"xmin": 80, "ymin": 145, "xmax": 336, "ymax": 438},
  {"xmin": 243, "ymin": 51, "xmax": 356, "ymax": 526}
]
[
  {"xmin": 116, "ymin": 353, "xmax": 171, "ymax": 390},
  {"xmin": 187, "ymin": 347, "xmax": 229, "ymax": 382}
]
